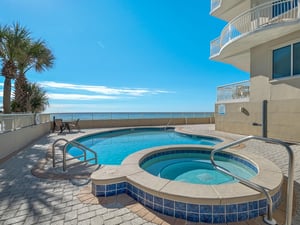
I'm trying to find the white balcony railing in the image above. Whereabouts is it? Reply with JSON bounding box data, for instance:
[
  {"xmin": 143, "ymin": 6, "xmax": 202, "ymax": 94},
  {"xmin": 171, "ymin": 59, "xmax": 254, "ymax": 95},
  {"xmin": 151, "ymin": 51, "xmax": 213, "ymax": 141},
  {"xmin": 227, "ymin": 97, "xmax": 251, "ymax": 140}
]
[
  {"xmin": 0, "ymin": 113, "xmax": 50, "ymax": 133},
  {"xmin": 210, "ymin": 0, "xmax": 299, "ymax": 57},
  {"xmin": 217, "ymin": 80, "xmax": 250, "ymax": 103},
  {"xmin": 211, "ymin": 0, "xmax": 222, "ymax": 13}
]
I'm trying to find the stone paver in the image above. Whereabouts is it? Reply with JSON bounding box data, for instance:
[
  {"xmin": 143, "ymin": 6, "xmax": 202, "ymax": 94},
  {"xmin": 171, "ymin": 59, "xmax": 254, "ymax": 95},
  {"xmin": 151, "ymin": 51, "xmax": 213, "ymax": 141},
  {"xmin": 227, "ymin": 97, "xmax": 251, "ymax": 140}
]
[{"xmin": 0, "ymin": 125, "xmax": 299, "ymax": 224}]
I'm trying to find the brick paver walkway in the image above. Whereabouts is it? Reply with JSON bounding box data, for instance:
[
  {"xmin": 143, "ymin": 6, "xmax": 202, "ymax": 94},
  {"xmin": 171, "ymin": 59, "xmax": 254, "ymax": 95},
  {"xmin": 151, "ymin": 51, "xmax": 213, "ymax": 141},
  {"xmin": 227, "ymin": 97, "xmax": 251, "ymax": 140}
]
[{"xmin": 0, "ymin": 125, "xmax": 299, "ymax": 225}]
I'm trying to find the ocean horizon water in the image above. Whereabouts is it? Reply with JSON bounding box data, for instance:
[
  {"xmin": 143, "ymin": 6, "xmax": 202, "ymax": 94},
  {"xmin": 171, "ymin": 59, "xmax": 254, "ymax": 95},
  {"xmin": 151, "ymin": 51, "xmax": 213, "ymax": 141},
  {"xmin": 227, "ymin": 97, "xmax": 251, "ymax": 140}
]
[{"xmin": 50, "ymin": 112, "xmax": 214, "ymax": 121}]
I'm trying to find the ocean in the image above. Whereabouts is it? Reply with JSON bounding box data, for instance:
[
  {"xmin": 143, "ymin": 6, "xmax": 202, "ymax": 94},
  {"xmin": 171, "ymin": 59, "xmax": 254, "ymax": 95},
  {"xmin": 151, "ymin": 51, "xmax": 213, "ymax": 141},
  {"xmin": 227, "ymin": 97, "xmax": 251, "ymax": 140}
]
[{"xmin": 50, "ymin": 112, "xmax": 214, "ymax": 121}]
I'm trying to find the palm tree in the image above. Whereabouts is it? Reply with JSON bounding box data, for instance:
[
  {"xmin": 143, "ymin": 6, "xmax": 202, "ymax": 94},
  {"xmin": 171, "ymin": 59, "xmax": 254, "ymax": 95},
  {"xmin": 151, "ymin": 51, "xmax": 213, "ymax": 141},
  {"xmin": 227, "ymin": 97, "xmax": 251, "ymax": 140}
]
[
  {"xmin": 14, "ymin": 39, "xmax": 54, "ymax": 112},
  {"xmin": 27, "ymin": 82, "xmax": 49, "ymax": 113},
  {"xmin": 0, "ymin": 23, "xmax": 31, "ymax": 114}
]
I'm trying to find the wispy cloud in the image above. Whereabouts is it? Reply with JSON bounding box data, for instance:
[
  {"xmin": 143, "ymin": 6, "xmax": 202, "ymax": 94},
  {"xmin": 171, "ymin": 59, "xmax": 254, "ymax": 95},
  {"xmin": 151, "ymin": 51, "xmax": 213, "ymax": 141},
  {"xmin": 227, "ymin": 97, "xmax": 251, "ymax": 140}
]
[
  {"xmin": 40, "ymin": 81, "xmax": 170, "ymax": 96},
  {"xmin": 48, "ymin": 93, "xmax": 117, "ymax": 100},
  {"xmin": 97, "ymin": 40, "xmax": 105, "ymax": 49}
]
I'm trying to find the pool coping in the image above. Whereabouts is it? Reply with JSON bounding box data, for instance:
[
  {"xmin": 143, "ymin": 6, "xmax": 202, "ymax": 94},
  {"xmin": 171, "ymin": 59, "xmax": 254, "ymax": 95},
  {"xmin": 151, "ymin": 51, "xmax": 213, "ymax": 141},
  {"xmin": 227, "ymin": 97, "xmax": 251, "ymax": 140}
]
[
  {"xmin": 77, "ymin": 126, "xmax": 283, "ymax": 223},
  {"xmin": 91, "ymin": 144, "xmax": 283, "ymax": 205}
]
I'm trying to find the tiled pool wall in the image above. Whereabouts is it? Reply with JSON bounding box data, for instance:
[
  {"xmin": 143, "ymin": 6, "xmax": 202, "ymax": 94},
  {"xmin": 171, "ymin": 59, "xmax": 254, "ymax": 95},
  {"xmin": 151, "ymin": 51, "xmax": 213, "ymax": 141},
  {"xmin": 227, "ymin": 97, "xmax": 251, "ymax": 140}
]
[
  {"xmin": 140, "ymin": 149, "xmax": 259, "ymax": 174},
  {"xmin": 92, "ymin": 181, "xmax": 281, "ymax": 223}
]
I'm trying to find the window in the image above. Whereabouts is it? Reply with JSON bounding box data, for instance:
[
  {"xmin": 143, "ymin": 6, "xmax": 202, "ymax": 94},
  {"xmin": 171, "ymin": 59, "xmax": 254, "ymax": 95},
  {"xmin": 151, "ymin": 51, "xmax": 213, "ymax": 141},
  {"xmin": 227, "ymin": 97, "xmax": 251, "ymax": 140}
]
[
  {"xmin": 272, "ymin": 42, "xmax": 300, "ymax": 79},
  {"xmin": 293, "ymin": 42, "xmax": 300, "ymax": 75},
  {"xmin": 272, "ymin": 0, "xmax": 298, "ymax": 18}
]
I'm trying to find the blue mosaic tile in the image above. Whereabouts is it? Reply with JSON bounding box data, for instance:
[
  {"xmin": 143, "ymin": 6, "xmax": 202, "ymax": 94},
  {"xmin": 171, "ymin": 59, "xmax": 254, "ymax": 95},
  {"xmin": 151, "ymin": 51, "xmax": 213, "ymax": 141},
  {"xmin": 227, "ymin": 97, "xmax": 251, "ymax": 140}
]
[
  {"xmin": 153, "ymin": 204, "xmax": 163, "ymax": 214},
  {"xmin": 106, "ymin": 184, "xmax": 116, "ymax": 191},
  {"xmin": 213, "ymin": 214, "xmax": 226, "ymax": 223},
  {"xmin": 187, "ymin": 203, "xmax": 199, "ymax": 213},
  {"xmin": 117, "ymin": 182, "xmax": 126, "ymax": 189},
  {"xmin": 226, "ymin": 204, "xmax": 237, "ymax": 213},
  {"xmin": 175, "ymin": 201, "xmax": 186, "ymax": 211},
  {"xmin": 163, "ymin": 207, "xmax": 174, "ymax": 217},
  {"xmin": 138, "ymin": 189, "xmax": 145, "ymax": 199},
  {"xmin": 226, "ymin": 213, "xmax": 237, "ymax": 223},
  {"xmin": 200, "ymin": 205, "xmax": 212, "ymax": 213},
  {"xmin": 132, "ymin": 186, "xmax": 138, "ymax": 194},
  {"xmin": 95, "ymin": 191, "xmax": 105, "ymax": 197},
  {"xmin": 259, "ymin": 199, "xmax": 267, "ymax": 208},
  {"xmin": 164, "ymin": 199, "xmax": 174, "ymax": 209},
  {"xmin": 248, "ymin": 201, "xmax": 258, "ymax": 210},
  {"xmin": 175, "ymin": 210, "xmax": 187, "ymax": 220},
  {"xmin": 146, "ymin": 193, "xmax": 153, "ymax": 202},
  {"xmin": 259, "ymin": 207, "xmax": 267, "ymax": 215},
  {"xmin": 249, "ymin": 210, "xmax": 259, "ymax": 219},
  {"xmin": 92, "ymin": 173, "xmax": 281, "ymax": 223},
  {"xmin": 238, "ymin": 212, "xmax": 248, "ymax": 221},
  {"xmin": 106, "ymin": 190, "xmax": 116, "ymax": 196},
  {"xmin": 138, "ymin": 196, "xmax": 145, "ymax": 205},
  {"xmin": 131, "ymin": 193, "xmax": 138, "ymax": 201},
  {"xmin": 117, "ymin": 189, "xmax": 126, "ymax": 194},
  {"xmin": 127, "ymin": 183, "xmax": 132, "ymax": 191},
  {"xmin": 200, "ymin": 214, "xmax": 212, "ymax": 223},
  {"xmin": 96, "ymin": 185, "xmax": 105, "ymax": 192},
  {"xmin": 238, "ymin": 202, "xmax": 248, "ymax": 212},
  {"xmin": 145, "ymin": 200, "xmax": 153, "ymax": 208},
  {"xmin": 154, "ymin": 196, "xmax": 163, "ymax": 205},
  {"xmin": 213, "ymin": 205, "xmax": 225, "ymax": 214},
  {"xmin": 187, "ymin": 212, "xmax": 199, "ymax": 222}
]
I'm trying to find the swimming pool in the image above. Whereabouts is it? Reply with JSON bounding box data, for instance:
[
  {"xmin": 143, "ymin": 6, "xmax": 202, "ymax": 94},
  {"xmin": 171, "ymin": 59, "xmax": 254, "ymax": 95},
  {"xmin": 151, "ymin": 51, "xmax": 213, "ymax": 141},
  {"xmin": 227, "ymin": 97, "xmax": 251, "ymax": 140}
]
[
  {"xmin": 140, "ymin": 150, "xmax": 257, "ymax": 185},
  {"xmin": 67, "ymin": 127, "xmax": 222, "ymax": 165},
  {"xmin": 91, "ymin": 145, "xmax": 283, "ymax": 223}
]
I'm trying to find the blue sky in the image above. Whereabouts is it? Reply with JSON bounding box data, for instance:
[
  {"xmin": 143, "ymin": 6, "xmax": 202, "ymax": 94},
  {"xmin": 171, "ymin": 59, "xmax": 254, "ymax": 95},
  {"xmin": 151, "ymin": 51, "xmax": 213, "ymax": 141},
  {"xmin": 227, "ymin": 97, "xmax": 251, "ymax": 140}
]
[{"xmin": 0, "ymin": 0, "xmax": 249, "ymax": 113}]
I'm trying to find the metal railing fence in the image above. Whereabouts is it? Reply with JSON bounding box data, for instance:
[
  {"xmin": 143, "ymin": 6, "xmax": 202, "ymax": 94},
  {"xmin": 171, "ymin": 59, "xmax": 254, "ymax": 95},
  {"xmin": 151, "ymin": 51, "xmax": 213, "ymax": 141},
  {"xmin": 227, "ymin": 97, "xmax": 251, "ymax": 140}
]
[
  {"xmin": 217, "ymin": 80, "xmax": 250, "ymax": 103},
  {"xmin": 49, "ymin": 112, "xmax": 214, "ymax": 122},
  {"xmin": 210, "ymin": 0, "xmax": 221, "ymax": 12},
  {"xmin": 0, "ymin": 113, "xmax": 51, "ymax": 133},
  {"xmin": 210, "ymin": 0, "xmax": 299, "ymax": 57}
]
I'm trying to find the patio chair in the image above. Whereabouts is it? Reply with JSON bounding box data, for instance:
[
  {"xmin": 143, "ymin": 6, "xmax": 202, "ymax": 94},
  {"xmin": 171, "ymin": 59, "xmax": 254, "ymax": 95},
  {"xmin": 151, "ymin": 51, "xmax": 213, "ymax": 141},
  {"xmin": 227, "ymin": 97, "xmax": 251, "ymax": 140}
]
[
  {"xmin": 68, "ymin": 119, "xmax": 80, "ymax": 131},
  {"xmin": 53, "ymin": 119, "xmax": 70, "ymax": 133}
]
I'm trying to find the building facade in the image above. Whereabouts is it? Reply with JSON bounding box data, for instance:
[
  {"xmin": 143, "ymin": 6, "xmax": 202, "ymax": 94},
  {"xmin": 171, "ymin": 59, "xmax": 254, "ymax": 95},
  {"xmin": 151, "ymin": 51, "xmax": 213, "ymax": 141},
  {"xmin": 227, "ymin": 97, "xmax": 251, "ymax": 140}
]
[{"xmin": 210, "ymin": 0, "xmax": 300, "ymax": 142}]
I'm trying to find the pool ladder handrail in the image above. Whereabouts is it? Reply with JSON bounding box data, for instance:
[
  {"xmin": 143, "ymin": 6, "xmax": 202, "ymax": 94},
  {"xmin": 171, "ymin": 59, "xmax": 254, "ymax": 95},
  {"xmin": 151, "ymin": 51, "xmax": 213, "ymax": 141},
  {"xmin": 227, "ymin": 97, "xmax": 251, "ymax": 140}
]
[
  {"xmin": 52, "ymin": 138, "xmax": 98, "ymax": 172},
  {"xmin": 210, "ymin": 135, "xmax": 294, "ymax": 225}
]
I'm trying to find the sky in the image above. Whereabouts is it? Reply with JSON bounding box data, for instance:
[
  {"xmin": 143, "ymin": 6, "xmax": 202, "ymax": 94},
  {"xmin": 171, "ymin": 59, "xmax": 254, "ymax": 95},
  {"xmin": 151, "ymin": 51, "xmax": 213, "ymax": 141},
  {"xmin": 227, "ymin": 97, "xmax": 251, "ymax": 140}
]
[{"xmin": 0, "ymin": 0, "xmax": 249, "ymax": 113}]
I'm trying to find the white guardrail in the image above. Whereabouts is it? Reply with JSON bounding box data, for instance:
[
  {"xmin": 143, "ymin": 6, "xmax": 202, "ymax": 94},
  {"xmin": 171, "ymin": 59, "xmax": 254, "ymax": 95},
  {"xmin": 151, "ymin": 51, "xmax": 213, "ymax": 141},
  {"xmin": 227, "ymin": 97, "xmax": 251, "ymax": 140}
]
[
  {"xmin": 217, "ymin": 80, "xmax": 250, "ymax": 103},
  {"xmin": 0, "ymin": 113, "xmax": 51, "ymax": 133},
  {"xmin": 210, "ymin": 0, "xmax": 221, "ymax": 12},
  {"xmin": 210, "ymin": 0, "xmax": 299, "ymax": 57}
]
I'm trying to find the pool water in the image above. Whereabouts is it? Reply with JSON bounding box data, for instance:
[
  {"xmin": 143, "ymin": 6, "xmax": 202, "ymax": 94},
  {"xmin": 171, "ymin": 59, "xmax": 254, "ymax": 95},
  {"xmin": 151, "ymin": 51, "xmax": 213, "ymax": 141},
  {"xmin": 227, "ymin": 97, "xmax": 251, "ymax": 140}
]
[
  {"xmin": 67, "ymin": 128, "xmax": 222, "ymax": 165},
  {"xmin": 141, "ymin": 152, "xmax": 257, "ymax": 185}
]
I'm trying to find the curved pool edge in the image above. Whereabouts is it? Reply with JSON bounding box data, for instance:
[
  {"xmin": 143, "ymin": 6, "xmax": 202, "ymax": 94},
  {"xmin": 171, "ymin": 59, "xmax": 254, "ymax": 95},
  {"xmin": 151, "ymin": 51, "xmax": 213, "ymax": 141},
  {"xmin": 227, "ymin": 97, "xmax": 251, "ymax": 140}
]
[{"xmin": 91, "ymin": 145, "xmax": 283, "ymax": 223}]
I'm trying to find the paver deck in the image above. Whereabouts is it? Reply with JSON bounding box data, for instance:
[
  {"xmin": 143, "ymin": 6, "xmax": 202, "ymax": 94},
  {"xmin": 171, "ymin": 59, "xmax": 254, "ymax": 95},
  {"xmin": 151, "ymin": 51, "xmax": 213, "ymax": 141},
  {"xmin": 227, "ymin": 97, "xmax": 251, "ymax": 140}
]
[{"xmin": 0, "ymin": 124, "xmax": 299, "ymax": 225}]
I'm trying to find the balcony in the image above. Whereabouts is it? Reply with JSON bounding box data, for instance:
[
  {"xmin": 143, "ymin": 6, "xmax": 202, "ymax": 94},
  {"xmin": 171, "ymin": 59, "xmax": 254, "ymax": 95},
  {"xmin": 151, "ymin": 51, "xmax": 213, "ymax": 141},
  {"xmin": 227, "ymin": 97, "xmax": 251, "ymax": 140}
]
[
  {"xmin": 217, "ymin": 80, "xmax": 250, "ymax": 103},
  {"xmin": 210, "ymin": 0, "xmax": 221, "ymax": 13},
  {"xmin": 210, "ymin": 0, "xmax": 250, "ymax": 21},
  {"xmin": 210, "ymin": 0, "xmax": 300, "ymax": 71}
]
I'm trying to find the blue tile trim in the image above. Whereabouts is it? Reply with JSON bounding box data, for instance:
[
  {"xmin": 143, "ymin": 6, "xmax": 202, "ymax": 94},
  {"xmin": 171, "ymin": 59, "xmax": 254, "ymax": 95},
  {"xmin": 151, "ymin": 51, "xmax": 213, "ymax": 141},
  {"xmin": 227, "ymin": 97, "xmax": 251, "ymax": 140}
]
[
  {"xmin": 140, "ymin": 149, "xmax": 258, "ymax": 174},
  {"xmin": 93, "ymin": 181, "xmax": 281, "ymax": 223}
]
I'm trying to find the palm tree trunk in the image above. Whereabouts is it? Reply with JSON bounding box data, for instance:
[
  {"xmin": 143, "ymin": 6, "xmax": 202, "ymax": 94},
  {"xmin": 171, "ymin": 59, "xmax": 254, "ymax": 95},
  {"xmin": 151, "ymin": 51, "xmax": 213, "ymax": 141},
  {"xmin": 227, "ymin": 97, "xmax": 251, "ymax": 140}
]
[
  {"xmin": 14, "ymin": 73, "xmax": 28, "ymax": 112},
  {"xmin": 3, "ymin": 77, "xmax": 12, "ymax": 114}
]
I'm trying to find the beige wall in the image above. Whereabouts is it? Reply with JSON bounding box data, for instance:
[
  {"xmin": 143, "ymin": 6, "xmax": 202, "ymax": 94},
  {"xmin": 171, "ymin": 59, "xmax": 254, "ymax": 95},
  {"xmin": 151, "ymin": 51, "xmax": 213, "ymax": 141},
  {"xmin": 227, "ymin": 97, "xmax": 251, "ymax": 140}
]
[
  {"xmin": 51, "ymin": 117, "xmax": 215, "ymax": 130},
  {"xmin": 215, "ymin": 102, "xmax": 262, "ymax": 136},
  {"xmin": 215, "ymin": 31, "xmax": 300, "ymax": 142},
  {"xmin": 251, "ymin": 30, "xmax": 300, "ymax": 102},
  {"xmin": 0, "ymin": 123, "xmax": 50, "ymax": 161},
  {"xmin": 215, "ymin": 99, "xmax": 300, "ymax": 142}
]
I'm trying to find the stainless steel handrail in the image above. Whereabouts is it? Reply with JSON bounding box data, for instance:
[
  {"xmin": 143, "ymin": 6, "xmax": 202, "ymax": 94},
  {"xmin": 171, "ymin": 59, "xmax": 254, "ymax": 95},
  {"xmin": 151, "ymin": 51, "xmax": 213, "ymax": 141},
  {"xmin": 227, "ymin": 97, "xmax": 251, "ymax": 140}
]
[
  {"xmin": 52, "ymin": 138, "xmax": 98, "ymax": 171},
  {"xmin": 210, "ymin": 136, "xmax": 294, "ymax": 225}
]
